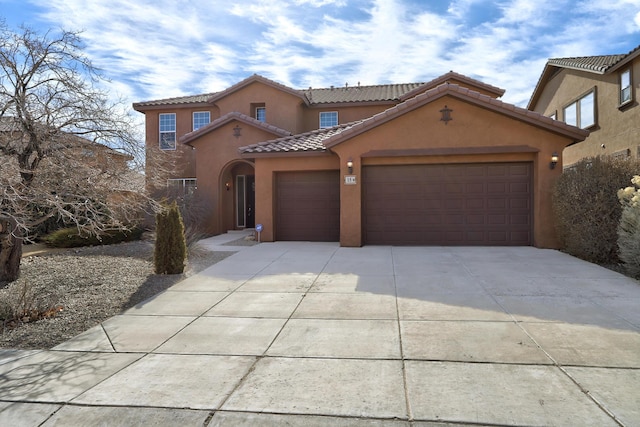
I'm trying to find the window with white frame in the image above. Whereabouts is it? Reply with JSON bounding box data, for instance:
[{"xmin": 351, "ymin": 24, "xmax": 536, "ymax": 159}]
[
  {"xmin": 319, "ymin": 111, "xmax": 338, "ymax": 128},
  {"xmin": 620, "ymin": 69, "xmax": 632, "ymax": 106},
  {"xmin": 563, "ymin": 90, "xmax": 595, "ymax": 129},
  {"xmin": 167, "ymin": 178, "xmax": 196, "ymax": 195},
  {"xmin": 193, "ymin": 111, "xmax": 210, "ymax": 131},
  {"xmin": 159, "ymin": 113, "xmax": 176, "ymax": 150},
  {"xmin": 549, "ymin": 111, "xmax": 557, "ymax": 120},
  {"xmin": 256, "ymin": 107, "xmax": 266, "ymax": 122}
]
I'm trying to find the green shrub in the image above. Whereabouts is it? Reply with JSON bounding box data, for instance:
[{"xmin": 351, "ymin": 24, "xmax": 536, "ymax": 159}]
[
  {"xmin": 552, "ymin": 156, "xmax": 640, "ymax": 264},
  {"xmin": 43, "ymin": 227, "xmax": 144, "ymax": 248},
  {"xmin": 154, "ymin": 201, "xmax": 187, "ymax": 274},
  {"xmin": 618, "ymin": 176, "xmax": 640, "ymax": 278}
]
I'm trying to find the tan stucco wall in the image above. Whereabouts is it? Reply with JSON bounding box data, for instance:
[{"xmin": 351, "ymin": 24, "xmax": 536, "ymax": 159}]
[
  {"xmin": 213, "ymin": 82, "xmax": 305, "ymax": 133},
  {"xmin": 255, "ymin": 95, "xmax": 573, "ymax": 248},
  {"xmin": 189, "ymin": 121, "xmax": 278, "ymax": 235},
  {"xmin": 301, "ymin": 104, "xmax": 392, "ymax": 130},
  {"xmin": 531, "ymin": 58, "xmax": 640, "ymax": 166},
  {"xmin": 143, "ymin": 106, "xmax": 221, "ymax": 185}
]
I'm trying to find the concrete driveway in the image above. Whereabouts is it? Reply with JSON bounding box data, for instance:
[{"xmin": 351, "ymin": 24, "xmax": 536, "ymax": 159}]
[{"xmin": 1, "ymin": 234, "xmax": 639, "ymax": 426}]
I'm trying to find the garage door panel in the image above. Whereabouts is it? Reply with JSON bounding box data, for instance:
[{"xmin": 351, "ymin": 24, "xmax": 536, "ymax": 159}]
[
  {"xmin": 488, "ymin": 214, "xmax": 507, "ymax": 225},
  {"xmin": 276, "ymin": 171, "xmax": 340, "ymax": 242},
  {"xmin": 488, "ymin": 182, "xmax": 507, "ymax": 193},
  {"xmin": 363, "ymin": 163, "xmax": 532, "ymax": 246},
  {"xmin": 510, "ymin": 164, "xmax": 530, "ymax": 175}
]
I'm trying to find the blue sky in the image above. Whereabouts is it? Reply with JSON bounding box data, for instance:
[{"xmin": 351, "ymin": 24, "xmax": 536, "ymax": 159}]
[{"xmin": 1, "ymin": 0, "xmax": 639, "ymax": 111}]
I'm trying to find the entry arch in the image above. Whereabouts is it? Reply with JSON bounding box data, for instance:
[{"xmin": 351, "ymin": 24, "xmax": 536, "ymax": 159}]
[{"xmin": 218, "ymin": 159, "xmax": 255, "ymax": 233}]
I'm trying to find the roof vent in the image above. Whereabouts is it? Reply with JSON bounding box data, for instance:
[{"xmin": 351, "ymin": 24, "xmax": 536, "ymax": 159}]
[{"xmin": 331, "ymin": 85, "xmax": 334, "ymax": 90}]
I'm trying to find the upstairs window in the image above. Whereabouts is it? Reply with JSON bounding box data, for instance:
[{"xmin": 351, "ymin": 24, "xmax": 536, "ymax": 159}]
[
  {"xmin": 256, "ymin": 106, "xmax": 266, "ymax": 122},
  {"xmin": 193, "ymin": 111, "xmax": 210, "ymax": 131},
  {"xmin": 251, "ymin": 103, "xmax": 266, "ymax": 122},
  {"xmin": 563, "ymin": 90, "xmax": 595, "ymax": 129},
  {"xmin": 159, "ymin": 113, "xmax": 176, "ymax": 150},
  {"xmin": 320, "ymin": 111, "xmax": 338, "ymax": 128},
  {"xmin": 620, "ymin": 69, "xmax": 632, "ymax": 106}
]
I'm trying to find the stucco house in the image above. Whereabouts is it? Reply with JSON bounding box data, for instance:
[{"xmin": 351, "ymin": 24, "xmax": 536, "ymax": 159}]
[
  {"xmin": 134, "ymin": 71, "xmax": 588, "ymax": 248},
  {"xmin": 527, "ymin": 44, "xmax": 640, "ymax": 167}
]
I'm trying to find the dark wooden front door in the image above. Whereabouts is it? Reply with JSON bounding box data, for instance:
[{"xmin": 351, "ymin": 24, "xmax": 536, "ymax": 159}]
[{"xmin": 236, "ymin": 175, "xmax": 255, "ymax": 229}]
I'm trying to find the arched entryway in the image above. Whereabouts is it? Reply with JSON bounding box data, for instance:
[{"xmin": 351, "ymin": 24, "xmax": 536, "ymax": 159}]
[{"xmin": 219, "ymin": 160, "xmax": 256, "ymax": 232}]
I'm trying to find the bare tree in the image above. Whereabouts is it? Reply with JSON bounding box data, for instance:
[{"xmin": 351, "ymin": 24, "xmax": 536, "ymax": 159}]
[{"xmin": 0, "ymin": 22, "xmax": 156, "ymax": 284}]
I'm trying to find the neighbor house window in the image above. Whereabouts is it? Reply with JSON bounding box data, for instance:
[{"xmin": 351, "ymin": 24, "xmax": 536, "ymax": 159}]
[
  {"xmin": 193, "ymin": 111, "xmax": 210, "ymax": 131},
  {"xmin": 320, "ymin": 111, "xmax": 338, "ymax": 128},
  {"xmin": 620, "ymin": 69, "xmax": 632, "ymax": 106},
  {"xmin": 563, "ymin": 90, "xmax": 595, "ymax": 129},
  {"xmin": 159, "ymin": 113, "xmax": 176, "ymax": 150},
  {"xmin": 256, "ymin": 107, "xmax": 266, "ymax": 122},
  {"xmin": 168, "ymin": 178, "xmax": 196, "ymax": 195}
]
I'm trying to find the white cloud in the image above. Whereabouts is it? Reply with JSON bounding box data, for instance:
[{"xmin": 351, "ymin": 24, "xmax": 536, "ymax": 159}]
[{"xmin": 20, "ymin": 0, "xmax": 640, "ymax": 112}]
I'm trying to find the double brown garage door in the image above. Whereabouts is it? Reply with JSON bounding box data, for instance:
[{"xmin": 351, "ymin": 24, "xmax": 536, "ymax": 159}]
[
  {"xmin": 275, "ymin": 163, "xmax": 532, "ymax": 245},
  {"xmin": 363, "ymin": 162, "xmax": 533, "ymax": 245},
  {"xmin": 276, "ymin": 171, "xmax": 340, "ymax": 241}
]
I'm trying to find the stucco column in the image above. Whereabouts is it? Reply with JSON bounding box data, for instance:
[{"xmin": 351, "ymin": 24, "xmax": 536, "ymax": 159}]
[{"xmin": 340, "ymin": 154, "xmax": 362, "ymax": 247}]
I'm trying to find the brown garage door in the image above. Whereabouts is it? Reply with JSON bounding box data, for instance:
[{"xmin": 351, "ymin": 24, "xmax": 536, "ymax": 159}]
[
  {"xmin": 276, "ymin": 170, "xmax": 340, "ymax": 241},
  {"xmin": 363, "ymin": 163, "xmax": 532, "ymax": 245}
]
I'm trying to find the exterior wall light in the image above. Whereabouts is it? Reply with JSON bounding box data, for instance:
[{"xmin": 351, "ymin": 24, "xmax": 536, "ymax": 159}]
[
  {"xmin": 347, "ymin": 158, "xmax": 354, "ymax": 174},
  {"xmin": 550, "ymin": 152, "xmax": 559, "ymax": 169},
  {"xmin": 225, "ymin": 182, "xmax": 231, "ymax": 191}
]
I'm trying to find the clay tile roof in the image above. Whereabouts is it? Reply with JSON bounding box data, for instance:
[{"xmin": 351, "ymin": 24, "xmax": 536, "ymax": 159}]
[
  {"xmin": 133, "ymin": 92, "xmax": 216, "ymax": 110},
  {"xmin": 304, "ymin": 83, "xmax": 425, "ymax": 104},
  {"xmin": 546, "ymin": 44, "xmax": 640, "ymax": 74},
  {"xmin": 547, "ymin": 55, "xmax": 626, "ymax": 74},
  {"xmin": 239, "ymin": 121, "xmax": 362, "ymax": 155}
]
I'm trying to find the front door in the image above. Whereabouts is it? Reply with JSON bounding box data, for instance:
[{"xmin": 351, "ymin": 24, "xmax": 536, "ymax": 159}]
[{"xmin": 236, "ymin": 175, "xmax": 255, "ymax": 228}]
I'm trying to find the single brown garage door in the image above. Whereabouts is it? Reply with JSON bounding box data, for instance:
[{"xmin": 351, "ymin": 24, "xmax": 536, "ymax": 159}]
[
  {"xmin": 276, "ymin": 170, "xmax": 340, "ymax": 241},
  {"xmin": 363, "ymin": 162, "xmax": 532, "ymax": 246}
]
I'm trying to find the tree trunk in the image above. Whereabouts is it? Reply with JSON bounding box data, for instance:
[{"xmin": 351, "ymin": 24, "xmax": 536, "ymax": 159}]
[{"xmin": 0, "ymin": 217, "xmax": 22, "ymax": 286}]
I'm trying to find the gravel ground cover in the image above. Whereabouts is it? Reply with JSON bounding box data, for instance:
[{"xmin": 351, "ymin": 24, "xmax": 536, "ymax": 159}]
[{"xmin": 0, "ymin": 240, "xmax": 238, "ymax": 349}]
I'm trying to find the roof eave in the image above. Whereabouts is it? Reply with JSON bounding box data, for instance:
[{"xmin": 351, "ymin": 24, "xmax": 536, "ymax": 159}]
[
  {"xmin": 307, "ymin": 100, "xmax": 397, "ymax": 109},
  {"xmin": 526, "ymin": 63, "xmax": 559, "ymax": 110},
  {"xmin": 132, "ymin": 101, "xmax": 210, "ymax": 112},
  {"xmin": 181, "ymin": 112, "xmax": 291, "ymax": 145},
  {"xmin": 239, "ymin": 150, "xmax": 332, "ymax": 158}
]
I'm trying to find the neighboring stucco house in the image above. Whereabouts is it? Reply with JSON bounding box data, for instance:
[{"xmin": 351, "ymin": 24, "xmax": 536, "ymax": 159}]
[
  {"xmin": 528, "ymin": 44, "xmax": 640, "ymax": 167},
  {"xmin": 134, "ymin": 71, "xmax": 588, "ymax": 248}
]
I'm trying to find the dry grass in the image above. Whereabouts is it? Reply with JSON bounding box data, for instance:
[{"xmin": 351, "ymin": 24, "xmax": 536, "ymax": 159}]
[{"xmin": 0, "ymin": 240, "xmax": 236, "ymax": 349}]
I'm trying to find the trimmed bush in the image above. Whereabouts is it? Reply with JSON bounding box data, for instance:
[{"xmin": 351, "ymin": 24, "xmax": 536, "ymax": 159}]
[
  {"xmin": 154, "ymin": 201, "xmax": 187, "ymax": 274},
  {"xmin": 618, "ymin": 176, "xmax": 640, "ymax": 278},
  {"xmin": 43, "ymin": 227, "xmax": 144, "ymax": 248},
  {"xmin": 552, "ymin": 156, "xmax": 640, "ymax": 264}
]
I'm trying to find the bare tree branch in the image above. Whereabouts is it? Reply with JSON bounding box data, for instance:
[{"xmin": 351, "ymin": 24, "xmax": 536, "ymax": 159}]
[{"xmin": 0, "ymin": 22, "xmax": 170, "ymax": 283}]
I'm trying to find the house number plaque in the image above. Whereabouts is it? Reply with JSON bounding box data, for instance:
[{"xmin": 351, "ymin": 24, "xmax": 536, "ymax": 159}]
[{"xmin": 344, "ymin": 175, "xmax": 357, "ymax": 185}]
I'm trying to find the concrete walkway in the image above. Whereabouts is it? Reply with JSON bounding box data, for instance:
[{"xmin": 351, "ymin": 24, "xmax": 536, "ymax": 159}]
[{"xmin": 1, "ymin": 234, "xmax": 639, "ymax": 426}]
